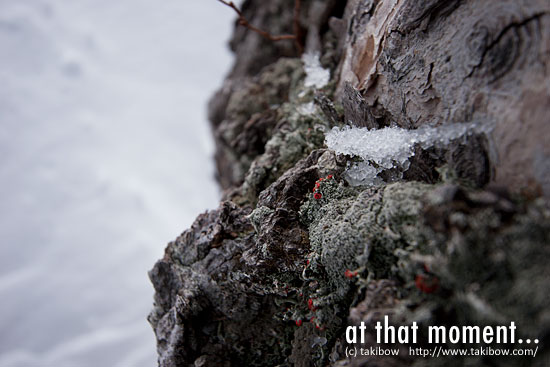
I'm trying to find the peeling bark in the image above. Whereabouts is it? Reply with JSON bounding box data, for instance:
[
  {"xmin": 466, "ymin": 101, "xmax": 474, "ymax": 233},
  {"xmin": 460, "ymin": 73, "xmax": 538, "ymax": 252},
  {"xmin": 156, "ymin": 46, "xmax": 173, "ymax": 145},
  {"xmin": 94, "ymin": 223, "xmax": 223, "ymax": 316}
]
[{"xmin": 337, "ymin": 0, "xmax": 550, "ymax": 195}]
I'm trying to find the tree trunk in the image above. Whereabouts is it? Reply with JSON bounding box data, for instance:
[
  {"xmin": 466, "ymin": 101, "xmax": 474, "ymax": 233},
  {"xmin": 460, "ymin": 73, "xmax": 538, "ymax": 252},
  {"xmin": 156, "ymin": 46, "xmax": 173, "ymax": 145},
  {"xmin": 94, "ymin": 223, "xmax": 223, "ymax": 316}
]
[{"xmin": 149, "ymin": 1, "xmax": 550, "ymax": 366}]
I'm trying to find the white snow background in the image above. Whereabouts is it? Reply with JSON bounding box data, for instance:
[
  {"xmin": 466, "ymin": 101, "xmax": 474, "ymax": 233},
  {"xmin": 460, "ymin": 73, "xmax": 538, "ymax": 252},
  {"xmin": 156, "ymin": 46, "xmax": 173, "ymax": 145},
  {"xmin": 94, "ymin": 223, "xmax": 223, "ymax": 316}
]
[{"xmin": 0, "ymin": 0, "xmax": 235, "ymax": 366}]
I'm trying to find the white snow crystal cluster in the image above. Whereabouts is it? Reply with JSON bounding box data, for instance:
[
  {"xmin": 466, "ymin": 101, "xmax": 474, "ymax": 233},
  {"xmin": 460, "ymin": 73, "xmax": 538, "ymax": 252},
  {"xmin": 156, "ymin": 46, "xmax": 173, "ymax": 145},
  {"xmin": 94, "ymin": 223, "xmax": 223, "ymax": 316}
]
[
  {"xmin": 325, "ymin": 122, "xmax": 492, "ymax": 186},
  {"xmin": 302, "ymin": 52, "xmax": 330, "ymax": 89}
]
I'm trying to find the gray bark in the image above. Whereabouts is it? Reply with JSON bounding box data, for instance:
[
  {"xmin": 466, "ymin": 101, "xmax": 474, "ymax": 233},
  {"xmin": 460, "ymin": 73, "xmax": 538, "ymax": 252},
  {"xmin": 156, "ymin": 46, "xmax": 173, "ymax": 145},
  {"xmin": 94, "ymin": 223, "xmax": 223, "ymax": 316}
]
[{"xmin": 149, "ymin": 1, "xmax": 550, "ymax": 366}]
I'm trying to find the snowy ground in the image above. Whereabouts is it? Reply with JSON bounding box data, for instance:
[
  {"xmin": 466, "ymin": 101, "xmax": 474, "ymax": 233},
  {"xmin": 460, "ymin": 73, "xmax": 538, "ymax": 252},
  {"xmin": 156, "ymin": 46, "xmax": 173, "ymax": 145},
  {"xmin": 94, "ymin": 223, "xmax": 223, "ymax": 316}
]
[{"xmin": 0, "ymin": 1, "xmax": 234, "ymax": 366}]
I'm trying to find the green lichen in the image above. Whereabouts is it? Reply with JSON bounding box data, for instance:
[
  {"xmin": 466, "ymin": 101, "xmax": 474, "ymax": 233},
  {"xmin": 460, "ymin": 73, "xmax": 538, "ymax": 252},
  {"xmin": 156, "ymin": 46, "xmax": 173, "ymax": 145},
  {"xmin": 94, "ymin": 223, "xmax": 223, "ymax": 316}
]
[
  {"xmin": 226, "ymin": 58, "xmax": 304, "ymax": 122},
  {"xmin": 303, "ymin": 181, "xmax": 431, "ymax": 293},
  {"xmin": 248, "ymin": 205, "xmax": 274, "ymax": 234},
  {"xmin": 240, "ymin": 93, "xmax": 334, "ymax": 202},
  {"xmin": 284, "ymin": 181, "xmax": 434, "ymax": 364},
  {"xmin": 393, "ymin": 196, "xmax": 550, "ymax": 367}
]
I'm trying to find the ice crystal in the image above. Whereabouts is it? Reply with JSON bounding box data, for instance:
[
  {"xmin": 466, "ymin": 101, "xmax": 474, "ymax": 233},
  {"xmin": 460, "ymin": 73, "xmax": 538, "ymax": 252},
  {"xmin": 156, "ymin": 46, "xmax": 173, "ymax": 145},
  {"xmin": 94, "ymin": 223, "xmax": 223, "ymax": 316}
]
[
  {"xmin": 343, "ymin": 161, "xmax": 384, "ymax": 187},
  {"xmin": 325, "ymin": 122, "xmax": 492, "ymax": 186},
  {"xmin": 302, "ymin": 52, "xmax": 330, "ymax": 89}
]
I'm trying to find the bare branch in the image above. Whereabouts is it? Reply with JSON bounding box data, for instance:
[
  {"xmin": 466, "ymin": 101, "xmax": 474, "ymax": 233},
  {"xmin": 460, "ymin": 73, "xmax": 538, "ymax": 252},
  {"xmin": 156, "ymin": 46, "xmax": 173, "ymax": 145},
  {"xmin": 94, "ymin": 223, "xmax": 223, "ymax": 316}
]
[{"xmin": 217, "ymin": 0, "xmax": 297, "ymax": 42}]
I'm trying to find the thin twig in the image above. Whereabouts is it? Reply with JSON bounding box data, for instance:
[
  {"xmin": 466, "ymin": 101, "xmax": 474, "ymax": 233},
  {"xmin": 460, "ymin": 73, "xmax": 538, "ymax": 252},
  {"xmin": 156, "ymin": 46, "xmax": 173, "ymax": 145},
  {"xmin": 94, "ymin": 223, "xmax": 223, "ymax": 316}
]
[{"xmin": 218, "ymin": 0, "xmax": 297, "ymax": 42}]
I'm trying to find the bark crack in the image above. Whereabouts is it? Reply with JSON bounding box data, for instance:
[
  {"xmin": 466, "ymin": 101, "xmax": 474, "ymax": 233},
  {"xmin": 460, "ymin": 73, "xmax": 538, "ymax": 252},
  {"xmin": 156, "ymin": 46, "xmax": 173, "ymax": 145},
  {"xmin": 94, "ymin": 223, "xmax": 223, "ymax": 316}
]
[{"xmin": 465, "ymin": 12, "xmax": 549, "ymax": 80}]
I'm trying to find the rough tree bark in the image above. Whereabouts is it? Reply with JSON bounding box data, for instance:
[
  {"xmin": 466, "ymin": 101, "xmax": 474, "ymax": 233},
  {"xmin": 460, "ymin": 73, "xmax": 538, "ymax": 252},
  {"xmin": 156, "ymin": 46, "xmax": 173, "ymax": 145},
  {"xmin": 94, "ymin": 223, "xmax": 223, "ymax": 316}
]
[
  {"xmin": 337, "ymin": 0, "xmax": 550, "ymax": 196},
  {"xmin": 149, "ymin": 1, "xmax": 550, "ymax": 366}
]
